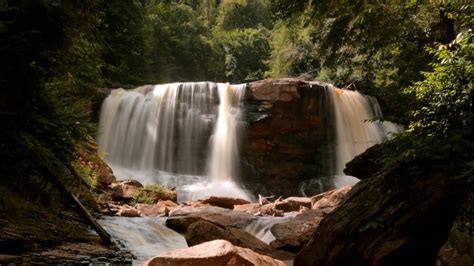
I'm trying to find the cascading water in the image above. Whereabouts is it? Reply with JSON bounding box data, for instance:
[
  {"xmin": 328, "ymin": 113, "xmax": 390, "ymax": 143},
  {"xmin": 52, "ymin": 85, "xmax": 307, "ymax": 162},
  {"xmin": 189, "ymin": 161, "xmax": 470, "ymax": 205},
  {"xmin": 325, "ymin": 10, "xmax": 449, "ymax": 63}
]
[
  {"xmin": 99, "ymin": 217, "xmax": 187, "ymax": 263},
  {"xmin": 326, "ymin": 85, "xmax": 403, "ymax": 174},
  {"xmin": 98, "ymin": 82, "xmax": 252, "ymax": 201},
  {"xmin": 299, "ymin": 84, "xmax": 403, "ymax": 195}
]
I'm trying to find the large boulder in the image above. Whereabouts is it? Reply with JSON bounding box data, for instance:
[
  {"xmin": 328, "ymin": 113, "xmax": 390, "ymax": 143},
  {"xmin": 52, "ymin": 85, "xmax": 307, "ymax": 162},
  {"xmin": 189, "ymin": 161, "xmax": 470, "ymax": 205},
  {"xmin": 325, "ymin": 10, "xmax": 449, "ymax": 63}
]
[
  {"xmin": 166, "ymin": 206, "xmax": 255, "ymax": 233},
  {"xmin": 143, "ymin": 240, "xmax": 286, "ymax": 266},
  {"xmin": 185, "ymin": 220, "xmax": 294, "ymax": 261},
  {"xmin": 295, "ymin": 170, "xmax": 468, "ymax": 266}
]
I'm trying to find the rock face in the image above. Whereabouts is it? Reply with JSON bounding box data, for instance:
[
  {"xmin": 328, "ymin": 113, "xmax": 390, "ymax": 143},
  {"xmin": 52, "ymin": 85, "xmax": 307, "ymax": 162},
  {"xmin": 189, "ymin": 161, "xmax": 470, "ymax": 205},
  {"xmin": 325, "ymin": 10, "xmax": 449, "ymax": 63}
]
[
  {"xmin": 242, "ymin": 79, "xmax": 334, "ymax": 197},
  {"xmin": 295, "ymin": 168, "xmax": 468, "ymax": 265},
  {"xmin": 143, "ymin": 240, "xmax": 286, "ymax": 266}
]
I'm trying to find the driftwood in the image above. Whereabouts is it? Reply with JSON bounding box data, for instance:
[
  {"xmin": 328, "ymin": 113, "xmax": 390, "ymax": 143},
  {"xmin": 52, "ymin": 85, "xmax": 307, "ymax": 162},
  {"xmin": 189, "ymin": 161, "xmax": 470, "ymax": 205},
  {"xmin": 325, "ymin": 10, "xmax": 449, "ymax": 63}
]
[{"xmin": 38, "ymin": 166, "xmax": 113, "ymax": 246}]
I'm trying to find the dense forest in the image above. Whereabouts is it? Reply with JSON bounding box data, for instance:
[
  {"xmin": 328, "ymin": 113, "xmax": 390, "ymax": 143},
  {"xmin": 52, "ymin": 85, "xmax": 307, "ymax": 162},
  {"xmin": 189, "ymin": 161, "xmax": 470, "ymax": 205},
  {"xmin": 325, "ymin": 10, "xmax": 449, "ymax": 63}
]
[{"xmin": 0, "ymin": 0, "xmax": 473, "ymax": 265}]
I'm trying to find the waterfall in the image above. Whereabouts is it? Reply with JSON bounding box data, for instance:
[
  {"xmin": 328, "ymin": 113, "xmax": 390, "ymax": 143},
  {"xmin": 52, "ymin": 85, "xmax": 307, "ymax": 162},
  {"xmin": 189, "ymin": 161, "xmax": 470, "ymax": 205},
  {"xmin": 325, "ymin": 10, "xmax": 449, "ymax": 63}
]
[
  {"xmin": 98, "ymin": 82, "xmax": 251, "ymax": 201},
  {"xmin": 326, "ymin": 85, "xmax": 403, "ymax": 174}
]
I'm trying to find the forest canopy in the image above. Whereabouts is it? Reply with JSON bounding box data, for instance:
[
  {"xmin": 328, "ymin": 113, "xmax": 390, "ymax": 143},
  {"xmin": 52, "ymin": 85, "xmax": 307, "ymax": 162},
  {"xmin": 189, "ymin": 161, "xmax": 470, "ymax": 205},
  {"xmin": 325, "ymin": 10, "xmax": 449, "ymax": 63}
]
[{"xmin": 0, "ymin": 0, "xmax": 472, "ymax": 199}]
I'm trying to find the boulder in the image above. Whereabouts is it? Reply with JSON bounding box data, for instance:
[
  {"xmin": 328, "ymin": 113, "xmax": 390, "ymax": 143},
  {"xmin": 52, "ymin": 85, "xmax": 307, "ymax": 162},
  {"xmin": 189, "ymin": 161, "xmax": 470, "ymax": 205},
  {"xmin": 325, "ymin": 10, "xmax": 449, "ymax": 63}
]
[
  {"xmin": 310, "ymin": 186, "xmax": 351, "ymax": 212},
  {"xmin": 143, "ymin": 240, "xmax": 286, "ymax": 266},
  {"xmin": 233, "ymin": 203, "xmax": 260, "ymax": 214},
  {"xmin": 270, "ymin": 210, "xmax": 325, "ymax": 253},
  {"xmin": 202, "ymin": 196, "xmax": 250, "ymax": 209},
  {"xmin": 275, "ymin": 197, "xmax": 312, "ymax": 212},
  {"xmin": 110, "ymin": 182, "xmax": 141, "ymax": 200},
  {"xmin": 295, "ymin": 170, "xmax": 468, "ymax": 265},
  {"xmin": 146, "ymin": 189, "xmax": 177, "ymax": 203},
  {"xmin": 185, "ymin": 220, "xmax": 294, "ymax": 261},
  {"xmin": 136, "ymin": 200, "xmax": 180, "ymax": 217},
  {"xmin": 166, "ymin": 206, "xmax": 255, "ymax": 233},
  {"xmin": 116, "ymin": 206, "xmax": 140, "ymax": 217}
]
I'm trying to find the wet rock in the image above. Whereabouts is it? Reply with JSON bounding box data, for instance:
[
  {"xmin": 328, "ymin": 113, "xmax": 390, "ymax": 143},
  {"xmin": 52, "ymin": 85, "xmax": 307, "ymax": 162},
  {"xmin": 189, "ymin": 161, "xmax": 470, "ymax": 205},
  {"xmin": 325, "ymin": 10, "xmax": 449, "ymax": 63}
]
[
  {"xmin": 166, "ymin": 206, "xmax": 256, "ymax": 233},
  {"xmin": 185, "ymin": 220, "xmax": 294, "ymax": 261},
  {"xmin": 202, "ymin": 196, "xmax": 250, "ymax": 209},
  {"xmin": 143, "ymin": 240, "xmax": 286, "ymax": 266}
]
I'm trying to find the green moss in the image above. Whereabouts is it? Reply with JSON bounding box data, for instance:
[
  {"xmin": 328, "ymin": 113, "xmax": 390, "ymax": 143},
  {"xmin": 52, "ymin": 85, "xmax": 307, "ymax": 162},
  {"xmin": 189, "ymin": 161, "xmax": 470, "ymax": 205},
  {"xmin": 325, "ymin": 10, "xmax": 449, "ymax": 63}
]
[
  {"xmin": 145, "ymin": 184, "xmax": 165, "ymax": 194},
  {"xmin": 131, "ymin": 190, "xmax": 153, "ymax": 205},
  {"xmin": 71, "ymin": 160, "xmax": 97, "ymax": 189}
]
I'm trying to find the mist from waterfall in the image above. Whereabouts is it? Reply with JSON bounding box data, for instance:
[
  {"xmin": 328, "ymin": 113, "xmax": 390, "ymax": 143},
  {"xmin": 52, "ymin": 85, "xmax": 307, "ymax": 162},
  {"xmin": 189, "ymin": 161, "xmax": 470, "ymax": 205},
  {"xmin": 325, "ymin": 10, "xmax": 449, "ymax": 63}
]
[{"xmin": 98, "ymin": 82, "xmax": 251, "ymax": 201}]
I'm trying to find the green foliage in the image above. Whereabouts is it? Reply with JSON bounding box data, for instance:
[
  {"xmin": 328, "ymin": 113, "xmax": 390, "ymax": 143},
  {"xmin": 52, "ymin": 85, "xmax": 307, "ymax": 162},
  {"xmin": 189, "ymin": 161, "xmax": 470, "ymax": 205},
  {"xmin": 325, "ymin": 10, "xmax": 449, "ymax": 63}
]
[
  {"xmin": 144, "ymin": 1, "xmax": 214, "ymax": 82},
  {"xmin": 378, "ymin": 29, "xmax": 474, "ymax": 179},
  {"xmin": 213, "ymin": 27, "xmax": 271, "ymax": 82},
  {"xmin": 131, "ymin": 190, "xmax": 153, "ymax": 205},
  {"xmin": 71, "ymin": 160, "xmax": 97, "ymax": 189},
  {"xmin": 216, "ymin": 0, "xmax": 271, "ymax": 31},
  {"xmin": 145, "ymin": 184, "xmax": 165, "ymax": 194}
]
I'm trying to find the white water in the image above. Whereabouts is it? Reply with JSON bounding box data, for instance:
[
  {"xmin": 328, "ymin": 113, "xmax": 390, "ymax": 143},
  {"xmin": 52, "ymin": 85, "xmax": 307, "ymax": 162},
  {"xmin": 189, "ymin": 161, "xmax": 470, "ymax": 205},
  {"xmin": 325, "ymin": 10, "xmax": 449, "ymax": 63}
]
[
  {"xmin": 99, "ymin": 217, "xmax": 187, "ymax": 263},
  {"xmin": 321, "ymin": 85, "xmax": 403, "ymax": 189},
  {"xmin": 98, "ymin": 82, "xmax": 252, "ymax": 201}
]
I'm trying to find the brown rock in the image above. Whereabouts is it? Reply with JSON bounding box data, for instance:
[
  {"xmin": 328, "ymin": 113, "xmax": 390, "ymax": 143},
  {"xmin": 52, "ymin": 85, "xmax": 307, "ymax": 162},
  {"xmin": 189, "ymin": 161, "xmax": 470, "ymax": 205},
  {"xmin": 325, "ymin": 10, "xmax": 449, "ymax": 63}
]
[
  {"xmin": 202, "ymin": 196, "xmax": 250, "ymax": 209},
  {"xmin": 275, "ymin": 197, "xmax": 312, "ymax": 212},
  {"xmin": 248, "ymin": 79, "xmax": 300, "ymax": 102},
  {"xmin": 258, "ymin": 203, "xmax": 284, "ymax": 217},
  {"xmin": 233, "ymin": 203, "xmax": 260, "ymax": 214},
  {"xmin": 295, "ymin": 170, "xmax": 468, "ymax": 266},
  {"xmin": 311, "ymin": 186, "xmax": 351, "ymax": 212},
  {"xmin": 110, "ymin": 182, "xmax": 141, "ymax": 199},
  {"xmin": 143, "ymin": 240, "xmax": 286, "ymax": 266},
  {"xmin": 166, "ymin": 206, "xmax": 255, "ymax": 233},
  {"xmin": 270, "ymin": 210, "xmax": 324, "ymax": 253},
  {"xmin": 185, "ymin": 220, "xmax": 294, "ymax": 261},
  {"xmin": 136, "ymin": 200, "xmax": 179, "ymax": 217},
  {"xmin": 117, "ymin": 206, "xmax": 140, "ymax": 217}
]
